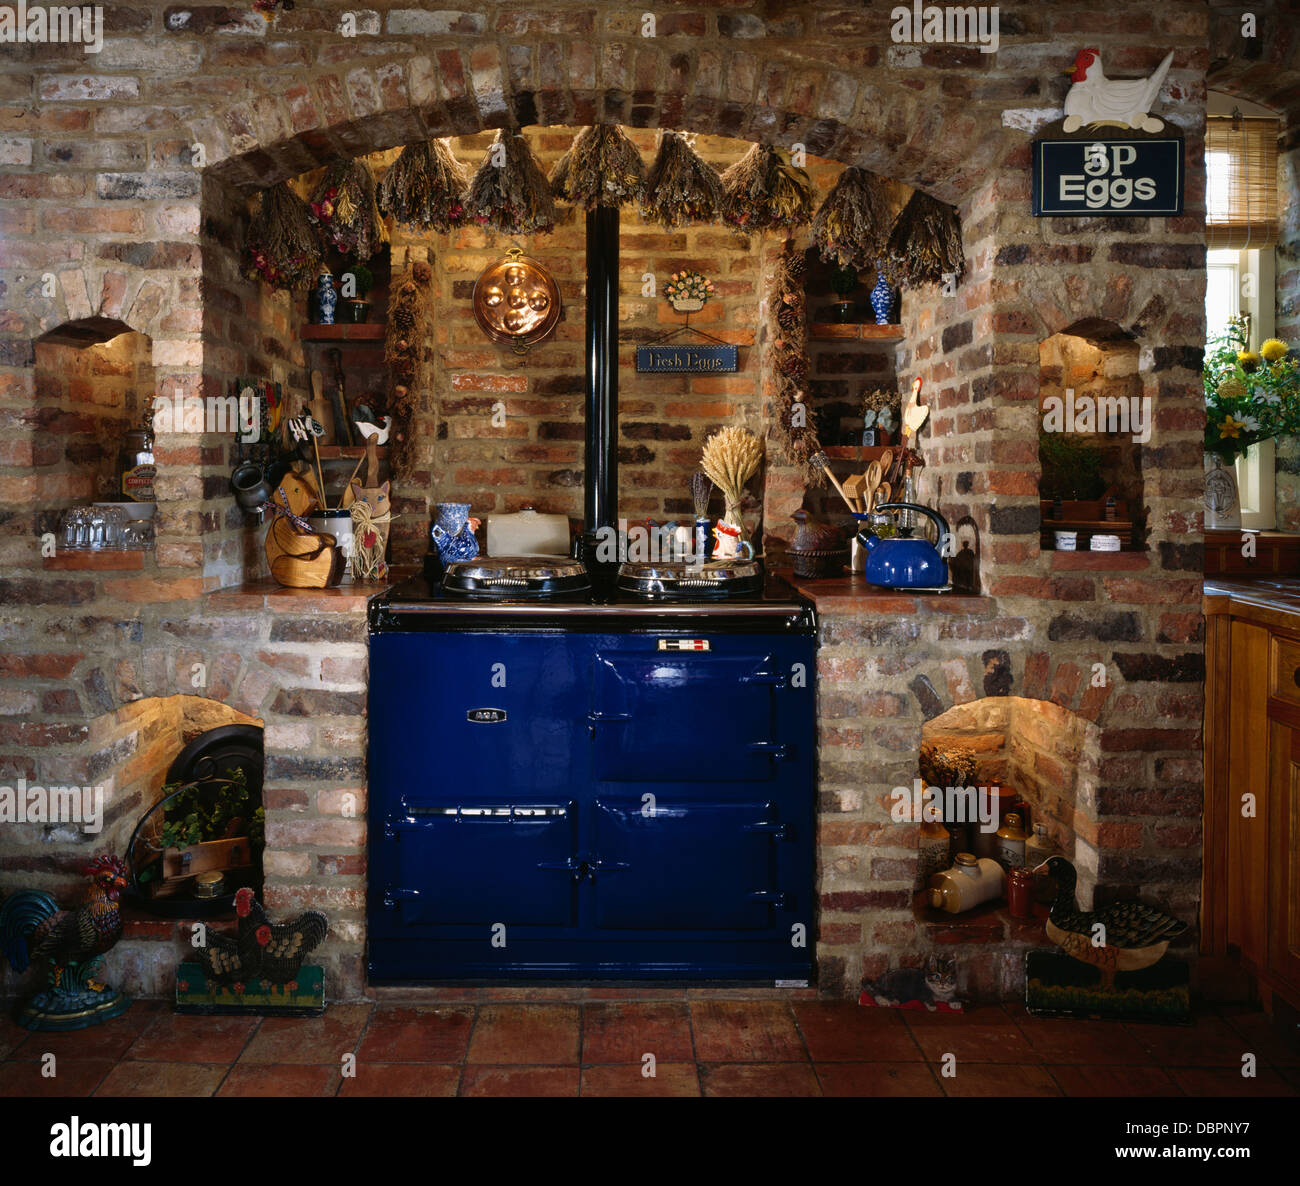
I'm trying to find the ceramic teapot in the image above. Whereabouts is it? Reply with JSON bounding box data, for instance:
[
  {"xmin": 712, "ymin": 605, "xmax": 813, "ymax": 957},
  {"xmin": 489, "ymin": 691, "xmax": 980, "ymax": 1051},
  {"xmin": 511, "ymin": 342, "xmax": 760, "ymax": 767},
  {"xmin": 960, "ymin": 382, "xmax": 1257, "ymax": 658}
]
[{"xmin": 854, "ymin": 502, "xmax": 950, "ymax": 589}]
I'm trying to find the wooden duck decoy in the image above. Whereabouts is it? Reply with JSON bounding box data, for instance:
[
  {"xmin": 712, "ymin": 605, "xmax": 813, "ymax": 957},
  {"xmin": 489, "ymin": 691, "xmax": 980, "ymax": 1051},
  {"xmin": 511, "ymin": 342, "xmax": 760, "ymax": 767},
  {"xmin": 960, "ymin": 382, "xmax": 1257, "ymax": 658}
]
[{"xmin": 1033, "ymin": 856, "xmax": 1187, "ymax": 989}]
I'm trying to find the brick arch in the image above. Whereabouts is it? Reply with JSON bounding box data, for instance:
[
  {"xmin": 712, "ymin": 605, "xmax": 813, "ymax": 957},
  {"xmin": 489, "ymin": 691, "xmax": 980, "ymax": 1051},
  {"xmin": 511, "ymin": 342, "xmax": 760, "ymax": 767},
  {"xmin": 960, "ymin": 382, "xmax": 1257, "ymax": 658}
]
[
  {"xmin": 33, "ymin": 268, "xmax": 174, "ymax": 353},
  {"xmin": 187, "ymin": 40, "xmax": 1006, "ymax": 205},
  {"xmin": 1208, "ymin": 3, "xmax": 1300, "ymax": 126}
]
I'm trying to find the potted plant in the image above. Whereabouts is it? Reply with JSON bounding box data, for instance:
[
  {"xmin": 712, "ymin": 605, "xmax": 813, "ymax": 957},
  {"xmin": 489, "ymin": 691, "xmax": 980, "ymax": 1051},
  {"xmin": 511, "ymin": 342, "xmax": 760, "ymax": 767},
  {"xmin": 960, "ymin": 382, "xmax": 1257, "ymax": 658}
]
[
  {"xmin": 829, "ymin": 266, "xmax": 859, "ymax": 322},
  {"xmin": 1203, "ymin": 316, "xmax": 1300, "ymax": 529},
  {"xmin": 1038, "ymin": 432, "xmax": 1105, "ymax": 501},
  {"xmin": 339, "ymin": 261, "xmax": 374, "ymax": 323}
]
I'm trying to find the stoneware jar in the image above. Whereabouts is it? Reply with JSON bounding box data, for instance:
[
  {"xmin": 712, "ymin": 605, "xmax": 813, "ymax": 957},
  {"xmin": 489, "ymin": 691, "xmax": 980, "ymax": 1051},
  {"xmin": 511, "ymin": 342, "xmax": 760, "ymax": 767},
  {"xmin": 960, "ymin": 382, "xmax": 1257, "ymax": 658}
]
[{"xmin": 928, "ymin": 852, "xmax": 1005, "ymax": 914}]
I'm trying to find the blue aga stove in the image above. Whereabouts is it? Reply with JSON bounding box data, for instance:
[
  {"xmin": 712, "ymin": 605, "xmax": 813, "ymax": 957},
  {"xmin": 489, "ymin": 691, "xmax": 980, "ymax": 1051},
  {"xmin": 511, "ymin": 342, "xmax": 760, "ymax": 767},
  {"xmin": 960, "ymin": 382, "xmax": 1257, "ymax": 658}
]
[{"xmin": 366, "ymin": 562, "xmax": 818, "ymax": 983}]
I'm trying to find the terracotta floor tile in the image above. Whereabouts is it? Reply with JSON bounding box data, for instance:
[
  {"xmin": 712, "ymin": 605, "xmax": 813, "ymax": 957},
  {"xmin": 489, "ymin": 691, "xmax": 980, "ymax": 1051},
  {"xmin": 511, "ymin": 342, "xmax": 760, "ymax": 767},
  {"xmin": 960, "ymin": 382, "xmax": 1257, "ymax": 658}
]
[
  {"xmin": 816, "ymin": 1062, "xmax": 943, "ymax": 1096},
  {"xmin": 793, "ymin": 1001, "xmax": 923, "ymax": 1062},
  {"xmin": 466, "ymin": 1005, "xmax": 581, "ymax": 1065},
  {"xmin": 95, "ymin": 1060, "xmax": 227, "ymax": 1097},
  {"xmin": 216, "ymin": 1063, "xmax": 341, "ymax": 1097},
  {"xmin": 581, "ymin": 1002, "xmax": 694, "ymax": 1064},
  {"xmin": 904, "ymin": 1006, "xmax": 1043, "ymax": 1065},
  {"xmin": 338, "ymin": 1063, "xmax": 460, "ymax": 1097},
  {"xmin": 125, "ymin": 1013, "xmax": 258, "ymax": 1063},
  {"xmin": 1216, "ymin": 1008, "xmax": 1300, "ymax": 1067},
  {"xmin": 1123, "ymin": 1016, "xmax": 1253, "ymax": 1068},
  {"xmin": 237, "ymin": 1004, "xmax": 371, "ymax": 1065},
  {"xmin": 355, "ymin": 1006, "xmax": 474, "ymax": 1063},
  {"xmin": 581, "ymin": 987, "xmax": 688, "ymax": 1001},
  {"xmin": 1049, "ymin": 1064, "xmax": 1182, "ymax": 1096},
  {"xmin": 1011, "ymin": 1015, "xmax": 1153, "ymax": 1064},
  {"xmin": 581, "ymin": 1063, "xmax": 701, "ymax": 1096},
  {"xmin": 7, "ymin": 1003, "xmax": 160, "ymax": 1061},
  {"xmin": 939, "ymin": 1063, "xmax": 1062, "ymax": 1097},
  {"xmin": 700, "ymin": 1062, "xmax": 822, "ymax": 1097},
  {"xmin": 0, "ymin": 1057, "xmax": 114, "ymax": 1097},
  {"xmin": 460, "ymin": 1065, "xmax": 580, "ymax": 1097},
  {"xmin": 690, "ymin": 1001, "xmax": 806, "ymax": 1063},
  {"xmin": 1168, "ymin": 1066, "xmax": 1298, "ymax": 1097}
]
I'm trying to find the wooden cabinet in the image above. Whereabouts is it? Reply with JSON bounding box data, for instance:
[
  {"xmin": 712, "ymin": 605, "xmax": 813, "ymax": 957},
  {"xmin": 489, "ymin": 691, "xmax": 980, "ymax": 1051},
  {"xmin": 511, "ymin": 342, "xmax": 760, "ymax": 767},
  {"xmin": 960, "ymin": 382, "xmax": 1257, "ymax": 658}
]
[
  {"xmin": 1205, "ymin": 579, "xmax": 1300, "ymax": 1011},
  {"xmin": 1204, "ymin": 530, "xmax": 1300, "ymax": 577}
]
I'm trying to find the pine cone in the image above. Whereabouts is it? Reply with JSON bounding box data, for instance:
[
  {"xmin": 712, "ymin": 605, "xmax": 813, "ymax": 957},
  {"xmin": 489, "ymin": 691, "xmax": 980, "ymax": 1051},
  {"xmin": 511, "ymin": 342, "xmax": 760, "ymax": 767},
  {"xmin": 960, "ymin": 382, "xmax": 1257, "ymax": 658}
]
[{"xmin": 786, "ymin": 253, "xmax": 806, "ymax": 280}]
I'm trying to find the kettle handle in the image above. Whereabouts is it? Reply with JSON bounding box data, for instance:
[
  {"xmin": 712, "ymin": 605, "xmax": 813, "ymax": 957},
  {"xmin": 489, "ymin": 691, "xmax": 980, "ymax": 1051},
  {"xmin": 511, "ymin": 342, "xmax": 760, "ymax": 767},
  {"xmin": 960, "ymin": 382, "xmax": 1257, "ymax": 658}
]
[{"xmin": 870, "ymin": 502, "xmax": 951, "ymax": 545}]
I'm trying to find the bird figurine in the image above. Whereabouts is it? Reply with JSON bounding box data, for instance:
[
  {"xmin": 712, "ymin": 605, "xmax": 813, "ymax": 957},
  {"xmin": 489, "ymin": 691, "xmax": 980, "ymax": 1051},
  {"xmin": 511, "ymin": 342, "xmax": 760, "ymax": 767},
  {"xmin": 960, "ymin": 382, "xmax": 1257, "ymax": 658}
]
[
  {"xmin": 196, "ymin": 886, "xmax": 328, "ymax": 988},
  {"xmin": 1062, "ymin": 48, "xmax": 1175, "ymax": 134},
  {"xmin": 352, "ymin": 414, "xmax": 391, "ymax": 445},
  {"xmin": 0, "ymin": 854, "xmax": 132, "ymax": 1030},
  {"xmin": 1033, "ymin": 856, "xmax": 1187, "ymax": 989}
]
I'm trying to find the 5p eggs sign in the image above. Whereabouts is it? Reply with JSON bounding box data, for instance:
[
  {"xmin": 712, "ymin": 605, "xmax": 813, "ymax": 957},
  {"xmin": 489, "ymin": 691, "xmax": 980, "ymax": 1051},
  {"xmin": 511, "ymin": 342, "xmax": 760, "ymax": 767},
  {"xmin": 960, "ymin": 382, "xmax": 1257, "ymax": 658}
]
[{"xmin": 1032, "ymin": 138, "xmax": 1184, "ymax": 217}]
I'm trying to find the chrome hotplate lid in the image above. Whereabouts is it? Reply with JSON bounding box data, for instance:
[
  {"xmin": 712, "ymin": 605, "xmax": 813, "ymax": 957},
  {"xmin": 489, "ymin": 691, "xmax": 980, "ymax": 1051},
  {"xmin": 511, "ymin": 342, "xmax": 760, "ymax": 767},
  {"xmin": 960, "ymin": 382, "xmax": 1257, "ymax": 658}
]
[
  {"xmin": 442, "ymin": 555, "xmax": 591, "ymax": 598},
  {"xmin": 616, "ymin": 558, "xmax": 764, "ymax": 600}
]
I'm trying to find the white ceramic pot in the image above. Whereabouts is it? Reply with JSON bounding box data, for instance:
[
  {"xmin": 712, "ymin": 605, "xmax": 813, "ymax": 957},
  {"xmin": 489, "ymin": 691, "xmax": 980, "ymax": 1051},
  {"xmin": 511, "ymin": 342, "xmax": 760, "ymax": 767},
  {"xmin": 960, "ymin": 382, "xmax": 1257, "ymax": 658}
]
[
  {"xmin": 308, "ymin": 510, "xmax": 354, "ymax": 584},
  {"xmin": 1204, "ymin": 454, "xmax": 1242, "ymax": 530}
]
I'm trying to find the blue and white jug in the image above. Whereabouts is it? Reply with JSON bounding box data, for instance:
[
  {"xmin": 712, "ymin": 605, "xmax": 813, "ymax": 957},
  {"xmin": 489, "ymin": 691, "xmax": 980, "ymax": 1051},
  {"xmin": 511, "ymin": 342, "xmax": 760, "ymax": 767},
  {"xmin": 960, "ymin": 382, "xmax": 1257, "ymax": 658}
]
[{"xmin": 869, "ymin": 271, "xmax": 895, "ymax": 325}]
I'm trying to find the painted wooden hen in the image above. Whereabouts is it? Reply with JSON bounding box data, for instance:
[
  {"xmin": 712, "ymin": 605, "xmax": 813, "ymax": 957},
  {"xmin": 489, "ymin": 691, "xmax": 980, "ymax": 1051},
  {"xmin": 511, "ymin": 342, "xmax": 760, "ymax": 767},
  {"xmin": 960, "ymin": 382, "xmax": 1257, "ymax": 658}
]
[
  {"xmin": 232, "ymin": 886, "xmax": 328, "ymax": 985},
  {"xmin": 1034, "ymin": 856, "xmax": 1186, "ymax": 989},
  {"xmin": 1062, "ymin": 48, "xmax": 1175, "ymax": 134}
]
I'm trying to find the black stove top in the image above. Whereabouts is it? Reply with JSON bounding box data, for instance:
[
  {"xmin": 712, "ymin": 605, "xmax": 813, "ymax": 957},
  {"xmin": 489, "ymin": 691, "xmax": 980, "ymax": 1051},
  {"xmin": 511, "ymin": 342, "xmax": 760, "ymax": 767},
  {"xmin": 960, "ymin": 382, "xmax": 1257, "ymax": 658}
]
[{"xmin": 371, "ymin": 566, "xmax": 815, "ymax": 633}]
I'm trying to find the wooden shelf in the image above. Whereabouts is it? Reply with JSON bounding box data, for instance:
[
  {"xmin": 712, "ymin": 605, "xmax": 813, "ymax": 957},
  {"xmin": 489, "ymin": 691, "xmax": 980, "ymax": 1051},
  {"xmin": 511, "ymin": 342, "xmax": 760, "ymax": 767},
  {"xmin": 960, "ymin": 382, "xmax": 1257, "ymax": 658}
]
[
  {"xmin": 808, "ymin": 323, "xmax": 904, "ymax": 341},
  {"xmin": 300, "ymin": 323, "xmax": 385, "ymax": 341},
  {"xmin": 317, "ymin": 445, "xmax": 389, "ymax": 460},
  {"xmin": 822, "ymin": 446, "xmax": 892, "ymax": 461}
]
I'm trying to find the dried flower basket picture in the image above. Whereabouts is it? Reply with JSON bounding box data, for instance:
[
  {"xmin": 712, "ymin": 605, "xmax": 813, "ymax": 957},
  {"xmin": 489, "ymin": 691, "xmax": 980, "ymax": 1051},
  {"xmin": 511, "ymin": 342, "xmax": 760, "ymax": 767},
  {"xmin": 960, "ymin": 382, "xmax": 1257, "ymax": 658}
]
[{"xmin": 664, "ymin": 270, "xmax": 715, "ymax": 313}]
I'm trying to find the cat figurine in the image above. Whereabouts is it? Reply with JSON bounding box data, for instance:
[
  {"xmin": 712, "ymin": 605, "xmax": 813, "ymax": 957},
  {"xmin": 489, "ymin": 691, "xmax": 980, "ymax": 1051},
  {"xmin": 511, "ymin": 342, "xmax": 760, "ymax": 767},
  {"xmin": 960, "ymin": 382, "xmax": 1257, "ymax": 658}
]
[
  {"xmin": 858, "ymin": 955, "xmax": 963, "ymax": 1012},
  {"xmin": 348, "ymin": 478, "xmax": 392, "ymax": 582}
]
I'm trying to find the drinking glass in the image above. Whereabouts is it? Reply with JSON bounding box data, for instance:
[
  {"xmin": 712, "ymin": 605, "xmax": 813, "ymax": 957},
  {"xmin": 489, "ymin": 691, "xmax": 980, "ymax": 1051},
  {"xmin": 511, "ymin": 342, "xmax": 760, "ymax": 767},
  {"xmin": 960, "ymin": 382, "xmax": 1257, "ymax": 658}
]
[
  {"xmin": 102, "ymin": 505, "xmax": 127, "ymax": 549},
  {"xmin": 87, "ymin": 507, "xmax": 108, "ymax": 549}
]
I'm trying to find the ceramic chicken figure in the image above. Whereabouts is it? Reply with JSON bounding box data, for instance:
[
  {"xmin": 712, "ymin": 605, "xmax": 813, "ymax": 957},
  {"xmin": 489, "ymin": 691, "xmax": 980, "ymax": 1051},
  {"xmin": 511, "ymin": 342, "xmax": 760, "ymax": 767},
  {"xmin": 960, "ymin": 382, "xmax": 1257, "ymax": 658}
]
[
  {"xmin": 1062, "ymin": 48, "xmax": 1175, "ymax": 134},
  {"xmin": 0, "ymin": 855, "xmax": 132, "ymax": 1030}
]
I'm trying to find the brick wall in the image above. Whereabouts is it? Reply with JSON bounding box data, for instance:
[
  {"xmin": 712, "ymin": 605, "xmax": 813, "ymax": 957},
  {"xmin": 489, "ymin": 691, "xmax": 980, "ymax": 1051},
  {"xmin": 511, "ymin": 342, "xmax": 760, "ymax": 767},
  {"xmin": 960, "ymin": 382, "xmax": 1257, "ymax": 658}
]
[{"xmin": 3, "ymin": 0, "xmax": 1296, "ymax": 1001}]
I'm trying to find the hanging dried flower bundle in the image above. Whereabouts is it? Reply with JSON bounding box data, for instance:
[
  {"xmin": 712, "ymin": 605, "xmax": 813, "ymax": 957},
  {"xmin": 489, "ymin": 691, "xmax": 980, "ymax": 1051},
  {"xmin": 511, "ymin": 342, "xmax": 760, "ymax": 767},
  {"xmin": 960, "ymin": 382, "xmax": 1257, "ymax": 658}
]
[
  {"xmin": 766, "ymin": 240, "xmax": 823, "ymax": 480},
  {"xmin": 463, "ymin": 129, "xmax": 557, "ymax": 235},
  {"xmin": 885, "ymin": 189, "xmax": 965, "ymax": 288},
  {"xmin": 640, "ymin": 131, "xmax": 725, "ymax": 227},
  {"xmin": 376, "ymin": 139, "xmax": 468, "ymax": 233},
  {"xmin": 308, "ymin": 158, "xmax": 388, "ymax": 261},
  {"xmin": 384, "ymin": 260, "xmax": 432, "ymax": 479},
  {"xmin": 721, "ymin": 143, "xmax": 815, "ymax": 232},
  {"xmin": 242, "ymin": 181, "xmax": 322, "ymax": 291},
  {"xmin": 810, "ymin": 166, "xmax": 894, "ymax": 271},
  {"xmin": 550, "ymin": 124, "xmax": 646, "ymax": 210}
]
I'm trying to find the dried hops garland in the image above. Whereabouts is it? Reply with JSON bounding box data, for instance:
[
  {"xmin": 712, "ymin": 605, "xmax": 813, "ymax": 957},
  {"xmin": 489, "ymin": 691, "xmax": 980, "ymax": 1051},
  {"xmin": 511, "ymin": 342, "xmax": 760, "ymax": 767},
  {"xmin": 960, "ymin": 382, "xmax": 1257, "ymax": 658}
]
[
  {"xmin": 810, "ymin": 166, "xmax": 894, "ymax": 271},
  {"xmin": 384, "ymin": 259, "xmax": 432, "ymax": 480},
  {"xmin": 308, "ymin": 158, "xmax": 388, "ymax": 262},
  {"xmin": 641, "ymin": 130, "xmax": 725, "ymax": 227},
  {"xmin": 242, "ymin": 181, "xmax": 321, "ymax": 291},
  {"xmin": 886, "ymin": 188, "xmax": 965, "ymax": 288},
  {"xmin": 767, "ymin": 241, "xmax": 823, "ymax": 480},
  {"xmin": 463, "ymin": 129, "xmax": 557, "ymax": 235},
  {"xmin": 550, "ymin": 124, "xmax": 646, "ymax": 210},
  {"xmin": 376, "ymin": 139, "xmax": 468, "ymax": 233},
  {"xmin": 721, "ymin": 143, "xmax": 815, "ymax": 232}
]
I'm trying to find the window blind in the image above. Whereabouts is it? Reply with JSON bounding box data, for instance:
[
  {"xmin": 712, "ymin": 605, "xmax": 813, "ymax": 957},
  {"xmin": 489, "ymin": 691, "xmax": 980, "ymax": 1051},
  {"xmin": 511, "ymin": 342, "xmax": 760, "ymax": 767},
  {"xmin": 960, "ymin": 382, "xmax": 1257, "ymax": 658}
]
[{"xmin": 1205, "ymin": 115, "xmax": 1280, "ymax": 250}]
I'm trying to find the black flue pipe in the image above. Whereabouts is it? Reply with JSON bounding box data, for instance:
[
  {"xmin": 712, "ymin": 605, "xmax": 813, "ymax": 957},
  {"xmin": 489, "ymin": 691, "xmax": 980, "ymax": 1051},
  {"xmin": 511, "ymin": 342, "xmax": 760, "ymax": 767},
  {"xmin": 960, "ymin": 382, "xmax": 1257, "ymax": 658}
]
[{"xmin": 581, "ymin": 205, "xmax": 619, "ymax": 571}]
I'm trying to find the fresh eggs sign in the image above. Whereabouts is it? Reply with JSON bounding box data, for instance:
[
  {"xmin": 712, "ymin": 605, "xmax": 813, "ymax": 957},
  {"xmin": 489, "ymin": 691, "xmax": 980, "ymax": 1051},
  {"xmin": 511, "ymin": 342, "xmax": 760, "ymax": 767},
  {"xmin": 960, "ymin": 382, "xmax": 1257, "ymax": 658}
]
[{"xmin": 1033, "ymin": 138, "xmax": 1184, "ymax": 217}]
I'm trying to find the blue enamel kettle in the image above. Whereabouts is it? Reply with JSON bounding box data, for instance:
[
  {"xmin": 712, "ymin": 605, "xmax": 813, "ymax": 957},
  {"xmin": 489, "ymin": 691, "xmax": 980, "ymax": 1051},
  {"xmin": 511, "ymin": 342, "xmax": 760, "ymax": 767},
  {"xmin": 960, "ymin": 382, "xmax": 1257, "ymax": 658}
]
[{"xmin": 854, "ymin": 502, "xmax": 950, "ymax": 589}]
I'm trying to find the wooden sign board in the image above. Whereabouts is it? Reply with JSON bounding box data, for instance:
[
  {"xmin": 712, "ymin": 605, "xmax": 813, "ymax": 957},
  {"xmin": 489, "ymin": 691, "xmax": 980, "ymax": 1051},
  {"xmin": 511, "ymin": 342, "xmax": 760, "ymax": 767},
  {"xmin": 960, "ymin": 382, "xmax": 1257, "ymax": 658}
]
[
  {"xmin": 635, "ymin": 344, "xmax": 738, "ymax": 373},
  {"xmin": 1032, "ymin": 138, "xmax": 1183, "ymax": 217}
]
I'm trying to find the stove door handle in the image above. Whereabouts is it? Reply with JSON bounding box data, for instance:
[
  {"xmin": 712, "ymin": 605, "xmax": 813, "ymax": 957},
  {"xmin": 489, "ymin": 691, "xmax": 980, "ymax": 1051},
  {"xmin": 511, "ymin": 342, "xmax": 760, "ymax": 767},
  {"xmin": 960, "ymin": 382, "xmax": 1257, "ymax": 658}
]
[
  {"xmin": 586, "ymin": 710, "xmax": 631, "ymax": 723},
  {"xmin": 746, "ymin": 741, "xmax": 791, "ymax": 761},
  {"xmin": 740, "ymin": 671, "xmax": 788, "ymax": 688},
  {"xmin": 382, "ymin": 887, "xmax": 421, "ymax": 909},
  {"xmin": 745, "ymin": 889, "xmax": 788, "ymax": 907},
  {"xmin": 744, "ymin": 820, "xmax": 789, "ymax": 839},
  {"xmin": 536, "ymin": 856, "xmax": 588, "ymax": 881}
]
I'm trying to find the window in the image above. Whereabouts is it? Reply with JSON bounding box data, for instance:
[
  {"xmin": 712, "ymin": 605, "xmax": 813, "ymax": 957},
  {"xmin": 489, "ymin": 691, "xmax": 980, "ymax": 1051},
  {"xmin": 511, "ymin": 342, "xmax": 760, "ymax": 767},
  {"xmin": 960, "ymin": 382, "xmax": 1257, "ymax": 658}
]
[{"xmin": 1205, "ymin": 115, "xmax": 1279, "ymax": 250}]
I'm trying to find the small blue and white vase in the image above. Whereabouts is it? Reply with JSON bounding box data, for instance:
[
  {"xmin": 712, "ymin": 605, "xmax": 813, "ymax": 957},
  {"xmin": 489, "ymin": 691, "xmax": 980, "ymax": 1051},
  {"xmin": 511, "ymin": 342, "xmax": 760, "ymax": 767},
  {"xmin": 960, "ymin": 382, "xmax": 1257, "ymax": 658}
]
[
  {"xmin": 431, "ymin": 502, "xmax": 479, "ymax": 564},
  {"xmin": 314, "ymin": 267, "xmax": 338, "ymax": 326},
  {"xmin": 869, "ymin": 271, "xmax": 895, "ymax": 325}
]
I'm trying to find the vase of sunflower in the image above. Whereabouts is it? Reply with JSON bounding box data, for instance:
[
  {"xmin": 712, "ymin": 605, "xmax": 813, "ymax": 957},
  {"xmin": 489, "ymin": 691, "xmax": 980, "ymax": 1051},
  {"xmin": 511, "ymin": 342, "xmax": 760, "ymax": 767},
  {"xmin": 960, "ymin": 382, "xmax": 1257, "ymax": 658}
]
[{"xmin": 1203, "ymin": 316, "xmax": 1300, "ymax": 529}]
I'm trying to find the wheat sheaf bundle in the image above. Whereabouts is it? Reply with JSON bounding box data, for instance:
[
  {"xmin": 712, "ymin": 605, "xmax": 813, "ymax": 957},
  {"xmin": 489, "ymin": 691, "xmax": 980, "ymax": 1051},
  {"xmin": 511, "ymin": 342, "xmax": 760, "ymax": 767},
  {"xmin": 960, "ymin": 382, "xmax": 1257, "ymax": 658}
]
[{"xmin": 700, "ymin": 426, "xmax": 763, "ymax": 534}]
